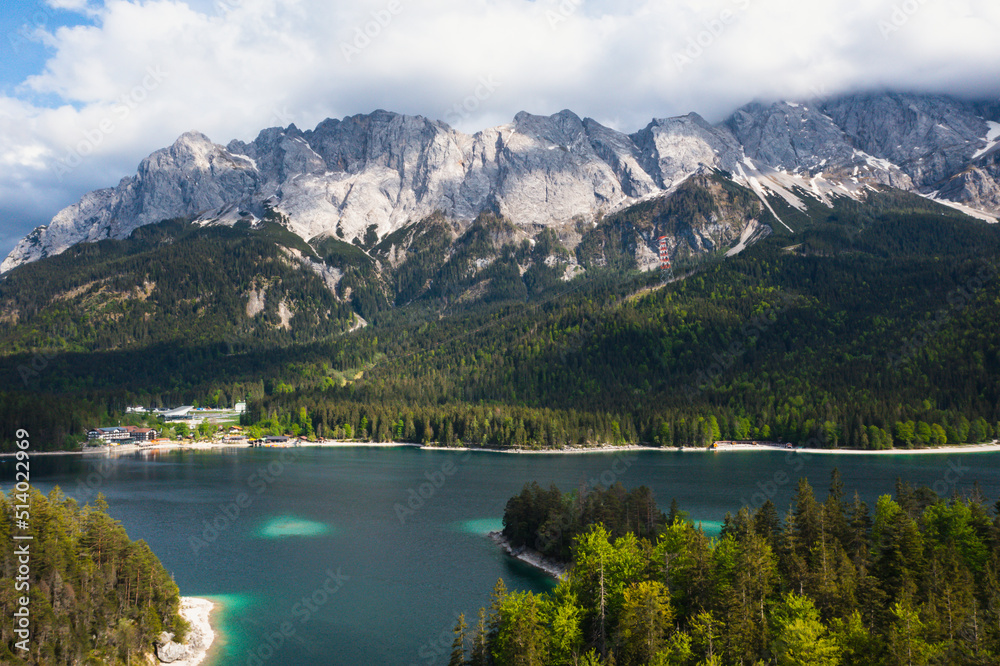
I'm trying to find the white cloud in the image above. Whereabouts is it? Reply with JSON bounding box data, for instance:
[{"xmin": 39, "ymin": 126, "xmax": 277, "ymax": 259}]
[
  {"xmin": 46, "ymin": 0, "xmax": 93, "ymax": 10},
  {"xmin": 2, "ymin": 0, "xmax": 1000, "ymax": 255}
]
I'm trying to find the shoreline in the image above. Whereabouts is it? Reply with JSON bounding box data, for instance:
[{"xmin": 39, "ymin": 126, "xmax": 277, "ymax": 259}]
[
  {"xmin": 157, "ymin": 597, "xmax": 215, "ymax": 666},
  {"xmin": 488, "ymin": 531, "xmax": 568, "ymax": 580},
  {"xmin": 786, "ymin": 441, "xmax": 1000, "ymax": 455},
  {"xmin": 415, "ymin": 441, "xmax": 1000, "ymax": 456},
  {"xmin": 4, "ymin": 439, "xmax": 999, "ymax": 458}
]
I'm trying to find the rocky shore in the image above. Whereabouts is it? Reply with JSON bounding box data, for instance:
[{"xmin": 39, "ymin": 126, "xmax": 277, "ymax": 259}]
[{"xmin": 488, "ymin": 531, "xmax": 568, "ymax": 580}]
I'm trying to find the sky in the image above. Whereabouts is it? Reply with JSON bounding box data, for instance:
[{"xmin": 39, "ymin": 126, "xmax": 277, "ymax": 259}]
[{"xmin": 1, "ymin": 0, "xmax": 1000, "ymax": 258}]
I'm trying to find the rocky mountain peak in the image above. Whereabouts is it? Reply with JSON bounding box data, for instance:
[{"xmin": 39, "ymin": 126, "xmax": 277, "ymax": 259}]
[
  {"xmin": 508, "ymin": 109, "xmax": 589, "ymax": 149},
  {"xmin": 723, "ymin": 99, "xmax": 913, "ymax": 189},
  {"xmin": 725, "ymin": 100, "xmax": 852, "ymax": 170},
  {"xmin": 631, "ymin": 112, "xmax": 742, "ymax": 188},
  {"xmin": 4, "ymin": 93, "xmax": 1000, "ymax": 275}
]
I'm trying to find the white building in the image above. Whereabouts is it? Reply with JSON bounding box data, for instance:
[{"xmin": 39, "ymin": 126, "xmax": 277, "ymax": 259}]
[{"xmin": 87, "ymin": 427, "xmax": 131, "ymax": 443}]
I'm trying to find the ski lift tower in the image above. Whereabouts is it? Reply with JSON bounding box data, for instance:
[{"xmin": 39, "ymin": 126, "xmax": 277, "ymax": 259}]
[{"xmin": 658, "ymin": 236, "xmax": 674, "ymax": 281}]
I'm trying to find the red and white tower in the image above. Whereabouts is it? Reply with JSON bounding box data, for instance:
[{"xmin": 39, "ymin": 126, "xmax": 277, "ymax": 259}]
[{"xmin": 658, "ymin": 236, "xmax": 674, "ymax": 279}]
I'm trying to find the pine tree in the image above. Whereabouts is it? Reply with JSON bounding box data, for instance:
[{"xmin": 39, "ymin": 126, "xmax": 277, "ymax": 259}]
[
  {"xmin": 791, "ymin": 478, "xmax": 822, "ymax": 557},
  {"xmin": 771, "ymin": 593, "xmax": 841, "ymax": 666},
  {"xmin": 468, "ymin": 608, "xmax": 490, "ymax": 666},
  {"xmin": 614, "ymin": 580, "xmax": 674, "ymax": 666},
  {"xmin": 449, "ymin": 614, "xmax": 467, "ymax": 666},
  {"xmin": 888, "ymin": 597, "xmax": 937, "ymax": 666},
  {"xmin": 491, "ymin": 591, "xmax": 548, "ymax": 666}
]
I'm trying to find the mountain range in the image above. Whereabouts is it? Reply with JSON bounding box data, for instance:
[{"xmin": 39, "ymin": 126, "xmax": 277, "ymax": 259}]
[{"xmin": 4, "ymin": 91, "xmax": 1000, "ymax": 276}]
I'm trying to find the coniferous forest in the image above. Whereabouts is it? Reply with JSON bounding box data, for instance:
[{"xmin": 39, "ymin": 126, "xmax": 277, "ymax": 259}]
[
  {"xmin": 0, "ymin": 487, "xmax": 187, "ymax": 665},
  {"xmin": 454, "ymin": 473, "xmax": 1000, "ymax": 666},
  {"xmin": 0, "ymin": 188, "xmax": 999, "ymax": 452}
]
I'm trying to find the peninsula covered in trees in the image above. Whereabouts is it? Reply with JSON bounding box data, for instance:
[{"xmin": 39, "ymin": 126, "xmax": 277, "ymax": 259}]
[{"xmin": 0, "ymin": 488, "xmax": 188, "ymax": 664}]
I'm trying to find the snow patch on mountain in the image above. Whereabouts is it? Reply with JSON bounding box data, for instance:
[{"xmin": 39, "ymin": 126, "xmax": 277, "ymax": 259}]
[
  {"xmin": 972, "ymin": 121, "xmax": 1000, "ymax": 160},
  {"xmin": 924, "ymin": 192, "xmax": 998, "ymax": 223},
  {"xmin": 726, "ymin": 218, "xmax": 769, "ymax": 257}
]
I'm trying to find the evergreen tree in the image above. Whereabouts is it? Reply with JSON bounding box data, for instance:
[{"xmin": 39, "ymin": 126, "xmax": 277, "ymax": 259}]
[
  {"xmin": 614, "ymin": 581, "xmax": 674, "ymax": 666},
  {"xmin": 448, "ymin": 614, "xmax": 467, "ymax": 666},
  {"xmin": 771, "ymin": 593, "xmax": 841, "ymax": 666}
]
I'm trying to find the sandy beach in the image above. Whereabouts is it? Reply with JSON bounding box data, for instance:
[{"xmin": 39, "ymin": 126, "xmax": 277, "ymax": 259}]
[
  {"xmin": 424, "ymin": 440, "xmax": 1000, "ymax": 455},
  {"xmin": 307, "ymin": 441, "xmax": 422, "ymax": 449},
  {"xmin": 157, "ymin": 597, "xmax": 215, "ymax": 666},
  {"xmin": 791, "ymin": 441, "xmax": 1000, "ymax": 455},
  {"xmin": 475, "ymin": 440, "xmax": 1000, "ymax": 456}
]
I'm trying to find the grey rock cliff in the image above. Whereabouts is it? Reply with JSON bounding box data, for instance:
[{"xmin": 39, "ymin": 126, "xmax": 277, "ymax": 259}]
[
  {"xmin": 631, "ymin": 113, "xmax": 743, "ymax": 188},
  {"xmin": 724, "ymin": 100, "xmax": 911, "ymax": 188},
  {"xmin": 821, "ymin": 93, "xmax": 988, "ymax": 187}
]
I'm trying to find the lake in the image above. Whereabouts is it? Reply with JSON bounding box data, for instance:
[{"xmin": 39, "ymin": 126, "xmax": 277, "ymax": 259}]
[{"xmin": 16, "ymin": 445, "xmax": 1000, "ymax": 666}]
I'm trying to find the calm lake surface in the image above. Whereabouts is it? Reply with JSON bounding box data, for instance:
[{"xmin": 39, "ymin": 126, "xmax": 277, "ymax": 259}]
[{"xmin": 16, "ymin": 446, "xmax": 1000, "ymax": 666}]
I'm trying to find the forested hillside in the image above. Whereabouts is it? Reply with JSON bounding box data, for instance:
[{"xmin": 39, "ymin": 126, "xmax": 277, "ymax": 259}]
[
  {"xmin": 244, "ymin": 191, "xmax": 1000, "ymax": 450},
  {"xmin": 0, "ymin": 488, "xmax": 187, "ymax": 664},
  {"xmin": 0, "ymin": 218, "xmax": 357, "ymax": 354},
  {"xmin": 1, "ymin": 187, "xmax": 999, "ymax": 451},
  {"xmin": 455, "ymin": 474, "xmax": 1000, "ymax": 665}
]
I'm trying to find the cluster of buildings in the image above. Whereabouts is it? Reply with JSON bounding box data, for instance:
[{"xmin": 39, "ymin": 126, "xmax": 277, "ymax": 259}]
[
  {"xmin": 225, "ymin": 430, "xmax": 296, "ymax": 447},
  {"xmin": 87, "ymin": 425, "xmax": 160, "ymax": 445},
  {"xmin": 253, "ymin": 435, "xmax": 296, "ymax": 447},
  {"xmin": 84, "ymin": 422, "xmax": 308, "ymax": 449},
  {"xmin": 126, "ymin": 403, "xmax": 247, "ymax": 416}
]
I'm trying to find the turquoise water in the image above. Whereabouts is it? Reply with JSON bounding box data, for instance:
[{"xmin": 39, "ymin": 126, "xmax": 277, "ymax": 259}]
[
  {"xmin": 451, "ymin": 517, "xmax": 504, "ymax": 534},
  {"xmin": 696, "ymin": 520, "xmax": 724, "ymax": 536},
  {"xmin": 256, "ymin": 516, "xmax": 332, "ymax": 538},
  {"xmin": 200, "ymin": 593, "xmax": 254, "ymax": 665},
  {"xmin": 20, "ymin": 446, "xmax": 1000, "ymax": 665}
]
